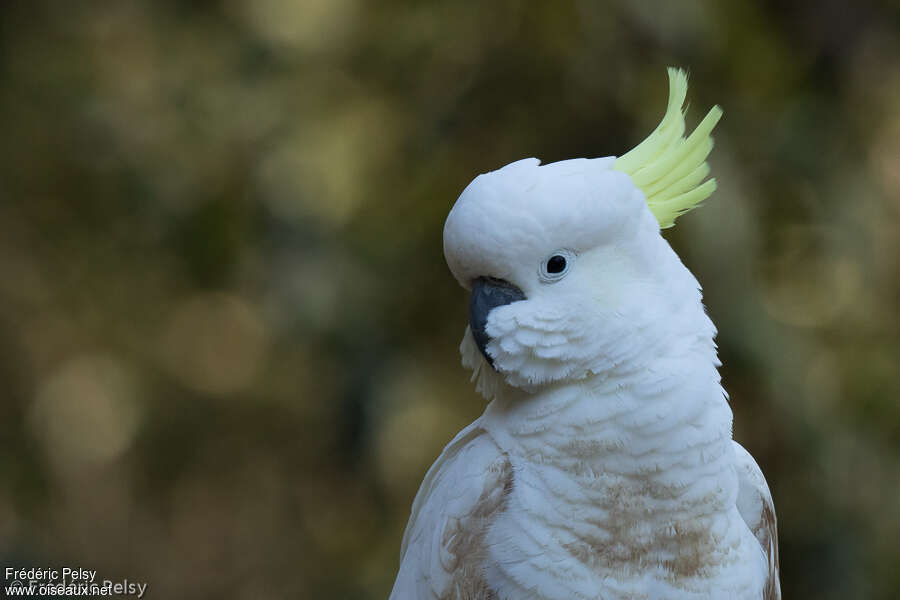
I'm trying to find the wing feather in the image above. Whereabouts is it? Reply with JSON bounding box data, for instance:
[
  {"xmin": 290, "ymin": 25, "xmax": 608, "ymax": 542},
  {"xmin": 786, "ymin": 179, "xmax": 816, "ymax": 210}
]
[
  {"xmin": 392, "ymin": 422, "xmax": 510, "ymax": 600},
  {"xmin": 733, "ymin": 441, "xmax": 781, "ymax": 600}
]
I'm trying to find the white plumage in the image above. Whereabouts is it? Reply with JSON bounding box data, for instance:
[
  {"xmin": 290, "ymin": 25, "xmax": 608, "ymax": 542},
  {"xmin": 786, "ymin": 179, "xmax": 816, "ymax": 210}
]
[{"xmin": 392, "ymin": 69, "xmax": 779, "ymax": 600}]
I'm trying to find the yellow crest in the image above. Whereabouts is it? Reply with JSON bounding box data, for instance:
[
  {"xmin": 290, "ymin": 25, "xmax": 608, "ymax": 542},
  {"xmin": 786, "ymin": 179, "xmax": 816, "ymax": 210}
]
[{"xmin": 614, "ymin": 68, "xmax": 723, "ymax": 228}]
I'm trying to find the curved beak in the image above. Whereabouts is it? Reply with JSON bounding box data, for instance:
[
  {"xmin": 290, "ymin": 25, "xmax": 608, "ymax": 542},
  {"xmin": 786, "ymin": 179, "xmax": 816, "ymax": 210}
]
[{"xmin": 469, "ymin": 277, "xmax": 526, "ymax": 368}]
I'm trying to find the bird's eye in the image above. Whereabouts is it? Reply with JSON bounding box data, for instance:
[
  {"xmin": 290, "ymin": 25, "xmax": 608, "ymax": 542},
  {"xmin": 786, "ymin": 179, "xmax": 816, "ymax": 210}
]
[
  {"xmin": 547, "ymin": 255, "xmax": 566, "ymax": 274},
  {"xmin": 539, "ymin": 250, "xmax": 574, "ymax": 283}
]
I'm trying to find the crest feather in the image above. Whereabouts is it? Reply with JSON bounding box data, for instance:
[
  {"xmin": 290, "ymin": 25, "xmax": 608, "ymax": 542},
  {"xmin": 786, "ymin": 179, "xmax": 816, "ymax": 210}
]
[{"xmin": 614, "ymin": 67, "xmax": 723, "ymax": 228}]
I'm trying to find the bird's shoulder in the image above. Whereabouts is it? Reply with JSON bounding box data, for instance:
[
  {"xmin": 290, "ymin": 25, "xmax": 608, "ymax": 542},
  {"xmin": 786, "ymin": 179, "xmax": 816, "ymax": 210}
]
[
  {"xmin": 733, "ymin": 441, "xmax": 781, "ymax": 600},
  {"xmin": 392, "ymin": 420, "xmax": 510, "ymax": 600}
]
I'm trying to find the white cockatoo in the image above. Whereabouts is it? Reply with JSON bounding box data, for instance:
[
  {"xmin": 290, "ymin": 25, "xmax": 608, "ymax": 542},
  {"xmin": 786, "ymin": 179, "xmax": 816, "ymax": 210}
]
[{"xmin": 391, "ymin": 68, "xmax": 779, "ymax": 600}]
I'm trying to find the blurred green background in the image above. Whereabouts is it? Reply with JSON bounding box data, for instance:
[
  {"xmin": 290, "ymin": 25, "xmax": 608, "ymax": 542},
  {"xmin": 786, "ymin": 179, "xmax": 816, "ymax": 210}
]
[{"xmin": 1, "ymin": 1, "xmax": 899, "ymax": 598}]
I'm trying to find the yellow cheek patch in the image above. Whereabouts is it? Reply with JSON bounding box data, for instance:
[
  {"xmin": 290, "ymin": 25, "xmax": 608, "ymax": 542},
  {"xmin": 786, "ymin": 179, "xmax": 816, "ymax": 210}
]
[{"xmin": 614, "ymin": 68, "xmax": 723, "ymax": 229}]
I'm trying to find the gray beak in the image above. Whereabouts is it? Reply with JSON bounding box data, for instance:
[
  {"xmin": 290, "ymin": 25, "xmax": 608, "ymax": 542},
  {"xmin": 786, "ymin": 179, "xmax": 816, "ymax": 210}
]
[{"xmin": 469, "ymin": 277, "xmax": 526, "ymax": 368}]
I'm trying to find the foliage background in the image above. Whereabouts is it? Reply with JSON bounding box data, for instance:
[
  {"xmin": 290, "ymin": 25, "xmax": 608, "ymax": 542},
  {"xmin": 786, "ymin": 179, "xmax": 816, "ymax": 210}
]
[{"xmin": 1, "ymin": 1, "xmax": 899, "ymax": 598}]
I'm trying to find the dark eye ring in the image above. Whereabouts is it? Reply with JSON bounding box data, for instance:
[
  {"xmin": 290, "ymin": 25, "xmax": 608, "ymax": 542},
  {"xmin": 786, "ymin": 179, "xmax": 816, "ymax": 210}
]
[{"xmin": 539, "ymin": 249, "xmax": 574, "ymax": 283}]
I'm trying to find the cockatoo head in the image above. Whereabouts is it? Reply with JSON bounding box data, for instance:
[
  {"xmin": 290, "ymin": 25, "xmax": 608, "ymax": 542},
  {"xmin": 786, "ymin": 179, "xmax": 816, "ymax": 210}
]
[{"xmin": 443, "ymin": 68, "xmax": 723, "ymax": 396}]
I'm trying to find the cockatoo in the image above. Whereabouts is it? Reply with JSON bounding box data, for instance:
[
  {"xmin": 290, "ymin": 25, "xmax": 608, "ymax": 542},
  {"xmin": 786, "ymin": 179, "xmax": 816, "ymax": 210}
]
[{"xmin": 391, "ymin": 68, "xmax": 779, "ymax": 600}]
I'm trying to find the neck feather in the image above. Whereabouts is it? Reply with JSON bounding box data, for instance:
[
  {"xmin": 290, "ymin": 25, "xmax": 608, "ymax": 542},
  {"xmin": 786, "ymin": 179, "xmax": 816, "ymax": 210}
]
[{"xmin": 481, "ymin": 317, "xmax": 733, "ymax": 497}]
